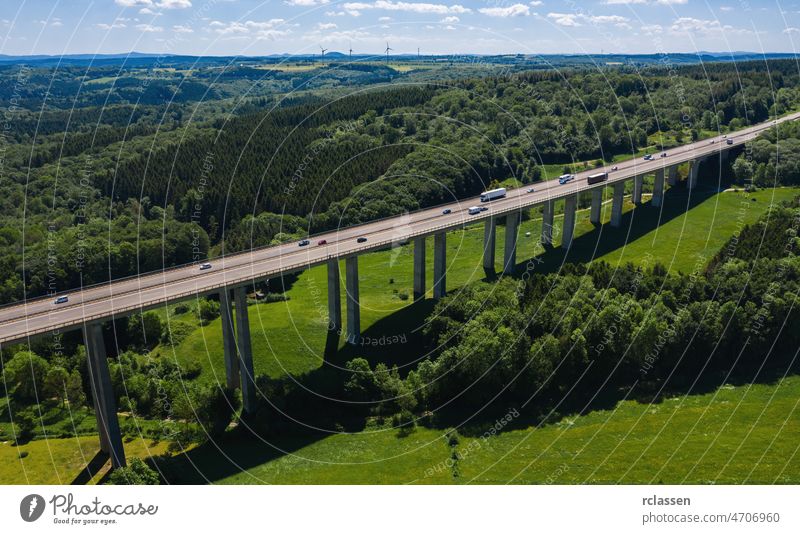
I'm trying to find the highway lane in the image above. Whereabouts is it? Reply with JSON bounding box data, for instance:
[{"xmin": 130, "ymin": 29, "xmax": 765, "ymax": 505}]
[{"xmin": 0, "ymin": 112, "xmax": 796, "ymax": 344}]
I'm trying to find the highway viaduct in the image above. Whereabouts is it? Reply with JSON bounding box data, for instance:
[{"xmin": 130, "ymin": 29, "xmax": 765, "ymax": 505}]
[{"xmin": 0, "ymin": 112, "xmax": 795, "ymax": 468}]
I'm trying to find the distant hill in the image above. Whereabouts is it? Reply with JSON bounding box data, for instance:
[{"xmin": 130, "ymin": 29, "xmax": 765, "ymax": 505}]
[{"xmin": 0, "ymin": 51, "xmax": 795, "ymax": 68}]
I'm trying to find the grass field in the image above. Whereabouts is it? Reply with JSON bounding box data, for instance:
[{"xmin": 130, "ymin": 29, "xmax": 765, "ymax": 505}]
[
  {"xmin": 155, "ymin": 375, "xmax": 800, "ymax": 484},
  {"xmin": 0, "ymin": 435, "xmax": 170, "ymax": 484}
]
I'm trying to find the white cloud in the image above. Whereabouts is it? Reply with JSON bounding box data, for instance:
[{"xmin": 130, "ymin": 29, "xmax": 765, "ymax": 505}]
[
  {"xmin": 317, "ymin": 22, "xmax": 338, "ymax": 29},
  {"xmin": 155, "ymin": 0, "xmax": 192, "ymax": 8},
  {"xmin": 35, "ymin": 18, "xmax": 64, "ymax": 27},
  {"xmin": 479, "ymin": 4, "xmax": 529, "ymax": 17},
  {"xmin": 209, "ymin": 19, "xmax": 291, "ymax": 40},
  {"xmin": 115, "ymin": 0, "xmax": 153, "ymax": 6},
  {"xmin": 440, "ymin": 16, "xmax": 459, "ymax": 23},
  {"xmin": 641, "ymin": 23, "xmax": 663, "ymax": 33},
  {"xmin": 529, "ymin": 1, "xmax": 543, "ymax": 5},
  {"xmin": 720, "ymin": 5, "xmax": 733, "ymax": 11},
  {"xmin": 96, "ymin": 22, "xmax": 127, "ymax": 30},
  {"xmin": 379, "ymin": 16, "xmax": 392, "ymax": 21},
  {"xmin": 326, "ymin": 11, "xmax": 347, "ymax": 16},
  {"xmin": 136, "ymin": 23, "xmax": 163, "ymax": 32},
  {"xmin": 546, "ymin": 12, "xmax": 581, "ymax": 26},
  {"xmin": 341, "ymin": 1, "xmax": 471, "ymax": 15},
  {"xmin": 139, "ymin": 8, "xmax": 159, "ymax": 15},
  {"xmin": 546, "ymin": 12, "xmax": 632, "ymax": 28},
  {"xmin": 305, "ymin": 29, "xmax": 373, "ymax": 43},
  {"xmin": 285, "ymin": 0, "xmax": 331, "ymax": 5},
  {"xmin": 116, "ymin": 0, "xmax": 191, "ymax": 7},
  {"xmin": 783, "ymin": 27, "xmax": 800, "ymax": 34},
  {"xmin": 605, "ymin": 0, "xmax": 686, "ymax": 3},
  {"xmin": 669, "ymin": 17, "xmax": 750, "ymax": 35},
  {"xmin": 173, "ymin": 24, "xmax": 194, "ymax": 33}
]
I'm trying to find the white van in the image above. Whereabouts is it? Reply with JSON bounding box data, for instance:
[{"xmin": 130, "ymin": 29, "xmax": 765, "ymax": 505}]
[{"xmin": 468, "ymin": 206, "xmax": 481, "ymax": 215}]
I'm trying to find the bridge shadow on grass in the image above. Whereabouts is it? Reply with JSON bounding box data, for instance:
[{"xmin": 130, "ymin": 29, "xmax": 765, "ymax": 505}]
[
  {"xmin": 151, "ymin": 431, "xmax": 323, "ymax": 484},
  {"xmin": 70, "ymin": 450, "xmax": 110, "ymax": 485},
  {"xmin": 331, "ymin": 299, "xmax": 437, "ymax": 373},
  {"xmin": 514, "ymin": 183, "xmax": 718, "ymax": 274}
]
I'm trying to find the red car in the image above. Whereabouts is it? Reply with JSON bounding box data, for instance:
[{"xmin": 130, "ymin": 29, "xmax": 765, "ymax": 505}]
[{"xmin": 317, "ymin": 239, "xmax": 327, "ymax": 246}]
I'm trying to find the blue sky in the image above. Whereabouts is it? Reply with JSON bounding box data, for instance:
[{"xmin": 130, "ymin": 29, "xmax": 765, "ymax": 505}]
[{"xmin": 1, "ymin": 0, "xmax": 800, "ymax": 56}]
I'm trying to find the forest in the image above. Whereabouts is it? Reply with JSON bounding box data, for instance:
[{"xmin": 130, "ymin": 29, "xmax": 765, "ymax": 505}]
[{"xmin": 3, "ymin": 59, "xmax": 800, "ymax": 304}]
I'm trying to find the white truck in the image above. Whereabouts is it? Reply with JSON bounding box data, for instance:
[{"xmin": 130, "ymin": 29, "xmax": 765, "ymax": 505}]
[
  {"xmin": 480, "ymin": 187, "xmax": 507, "ymax": 202},
  {"xmin": 468, "ymin": 206, "xmax": 482, "ymax": 215}
]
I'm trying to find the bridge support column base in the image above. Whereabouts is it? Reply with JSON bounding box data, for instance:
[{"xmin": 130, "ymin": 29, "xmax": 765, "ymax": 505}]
[
  {"xmin": 345, "ymin": 256, "xmax": 360, "ymax": 344},
  {"xmin": 541, "ymin": 200, "xmax": 554, "ymax": 245},
  {"xmin": 433, "ymin": 233, "xmax": 447, "ymax": 299},
  {"xmin": 652, "ymin": 168, "xmax": 665, "ymax": 208},
  {"xmin": 413, "ymin": 237, "xmax": 426, "ymax": 300},
  {"xmin": 482, "ymin": 217, "xmax": 496, "ymax": 272},
  {"xmin": 590, "ymin": 189, "xmax": 603, "ymax": 224},
  {"xmin": 327, "ymin": 259, "xmax": 341, "ymax": 334},
  {"xmin": 633, "ymin": 175, "xmax": 643, "ymax": 205},
  {"xmin": 503, "ymin": 213, "xmax": 519, "ymax": 274},
  {"xmin": 84, "ymin": 323, "xmax": 126, "ymax": 469},
  {"xmin": 562, "ymin": 195, "xmax": 577, "ymax": 249},
  {"xmin": 220, "ymin": 288, "xmax": 240, "ymax": 390},
  {"xmin": 234, "ymin": 287, "xmax": 256, "ymax": 414},
  {"xmin": 667, "ymin": 165, "xmax": 679, "ymax": 186},
  {"xmin": 611, "ymin": 182, "xmax": 625, "ymax": 228}
]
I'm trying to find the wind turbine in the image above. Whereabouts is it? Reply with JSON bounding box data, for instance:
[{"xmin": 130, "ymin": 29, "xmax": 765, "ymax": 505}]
[
  {"xmin": 349, "ymin": 42, "xmax": 353, "ymax": 60},
  {"xmin": 385, "ymin": 42, "xmax": 392, "ymax": 63},
  {"xmin": 319, "ymin": 45, "xmax": 327, "ymax": 60}
]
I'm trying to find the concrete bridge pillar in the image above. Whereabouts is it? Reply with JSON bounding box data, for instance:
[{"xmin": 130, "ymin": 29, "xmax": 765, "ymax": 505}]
[
  {"xmin": 234, "ymin": 287, "xmax": 256, "ymax": 414},
  {"xmin": 667, "ymin": 165, "xmax": 679, "ymax": 186},
  {"xmin": 327, "ymin": 259, "xmax": 341, "ymax": 332},
  {"xmin": 632, "ymin": 175, "xmax": 644, "ymax": 205},
  {"xmin": 220, "ymin": 288, "xmax": 240, "ymax": 390},
  {"xmin": 482, "ymin": 217, "xmax": 496, "ymax": 272},
  {"xmin": 413, "ymin": 237, "xmax": 426, "ymax": 300},
  {"xmin": 433, "ymin": 232, "xmax": 447, "ymax": 299},
  {"xmin": 503, "ymin": 213, "xmax": 519, "ymax": 274},
  {"xmin": 610, "ymin": 181, "xmax": 625, "ymax": 228},
  {"xmin": 345, "ymin": 256, "xmax": 360, "ymax": 344},
  {"xmin": 562, "ymin": 194, "xmax": 577, "ymax": 249},
  {"xmin": 688, "ymin": 159, "xmax": 701, "ymax": 190},
  {"xmin": 84, "ymin": 323, "xmax": 126, "ymax": 468},
  {"xmin": 652, "ymin": 168, "xmax": 665, "ymax": 208},
  {"xmin": 541, "ymin": 200, "xmax": 554, "ymax": 245},
  {"xmin": 590, "ymin": 188, "xmax": 603, "ymax": 224}
]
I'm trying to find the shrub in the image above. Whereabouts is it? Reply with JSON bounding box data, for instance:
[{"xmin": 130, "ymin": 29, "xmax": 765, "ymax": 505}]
[{"xmin": 107, "ymin": 458, "xmax": 160, "ymax": 485}]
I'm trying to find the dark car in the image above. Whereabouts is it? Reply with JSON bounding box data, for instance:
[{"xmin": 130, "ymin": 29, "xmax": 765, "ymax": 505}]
[
  {"xmin": 611, "ymin": 166, "xmax": 619, "ymax": 171},
  {"xmin": 442, "ymin": 208, "xmax": 452, "ymax": 215},
  {"xmin": 199, "ymin": 262, "xmax": 212, "ymax": 270},
  {"xmin": 643, "ymin": 154, "xmax": 652, "ymax": 160},
  {"xmin": 317, "ymin": 239, "xmax": 327, "ymax": 246},
  {"xmin": 480, "ymin": 206, "xmax": 489, "ymax": 212},
  {"xmin": 357, "ymin": 237, "xmax": 368, "ymax": 243},
  {"xmin": 299, "ymin": 240, "xmax": 310, "ymax": 247},
  {"xmin": 661, "ymin": 152, "xmax": 668, "ymax": 157},
  {"xmin": 54, "ymin": 295, "xmax": 69, "ymax": 304}
]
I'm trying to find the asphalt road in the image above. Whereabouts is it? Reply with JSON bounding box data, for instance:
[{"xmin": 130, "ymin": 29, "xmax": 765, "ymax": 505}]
[{"xmin": 1, "ymin": 112, "xmax": 797, "ymax": 345}]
